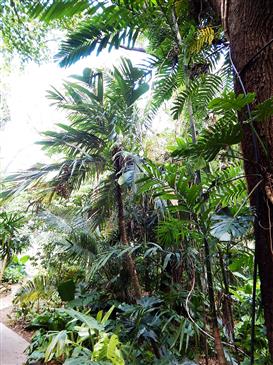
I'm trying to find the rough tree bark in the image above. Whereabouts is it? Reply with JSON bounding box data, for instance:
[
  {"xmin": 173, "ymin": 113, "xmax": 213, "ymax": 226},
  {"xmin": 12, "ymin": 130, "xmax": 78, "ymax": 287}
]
[
  {"xmin": 209, "ymin": 0, "xmax": 273, "ymax": 358},
  {"xmin": 112, "ymin": 146, "xmax": 142, "ymax": 300}
]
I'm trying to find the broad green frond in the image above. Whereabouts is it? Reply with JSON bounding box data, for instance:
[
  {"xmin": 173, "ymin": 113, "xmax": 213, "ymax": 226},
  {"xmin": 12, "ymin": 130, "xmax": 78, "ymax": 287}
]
[
  {"xmin": 172, "ymin": 74, "xmax": 222, "ymax": 119},
  {"xmin": 172, "ymin": 116, "xmax": 241, "ymax": 161},
  {"xmin": 38, "ymin": 124, "xmax": 106, "ymax": 157},
  {"xmin": 62, "ymin": 231, "xmax": 99, "ymax": 261},
  {"xmin": 173, "ymin": 93, "xmax": 257, "ymax": 161},
  {"xmin": 190, "ymin": 26, "xmax": 215, "ymax": 54},
  {"xmin": 83, "ymin": 175, "xmax": 116, "ymax": 229},
  {"xmin": 208, "ymin": 92, "xmax": 256, "ymax": 113},
  {"xmin": 55, "ymin": 7, "xmax": 141, "ymax": 67},
  {"xmin": 29, "ymin": 0, "xmax": 93, "ymax": 22}
]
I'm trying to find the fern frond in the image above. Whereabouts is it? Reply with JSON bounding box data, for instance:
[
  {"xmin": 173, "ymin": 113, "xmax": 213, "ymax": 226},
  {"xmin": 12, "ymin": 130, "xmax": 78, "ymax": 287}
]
[
  {"xmin": 173, "ymin": 115, "xmax": 241, "ymax": 161},
  {"xmin": 203, "ymin": 163, "xmax": 247, "ymax": 206},
  {"xmin": 171, "ymin": 74, "xmax": 222, "ymax": 119},
  {"xmin": 173, "ymin": 92, "xmax": 256, "ymax": 161},
  {"xmin": 147, "ymin": 59, "xmax": 185, "ymax": 121},
  {"xmin": 190, "ymin": 26, "xmax": 215, "ymax": 54}
]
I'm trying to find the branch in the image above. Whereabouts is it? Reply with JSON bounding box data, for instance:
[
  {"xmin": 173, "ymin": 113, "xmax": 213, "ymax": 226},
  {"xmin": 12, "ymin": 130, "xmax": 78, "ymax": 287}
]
[{"xmin": 119, "ymin": 45, "xmax": 146, "ymax": 53}]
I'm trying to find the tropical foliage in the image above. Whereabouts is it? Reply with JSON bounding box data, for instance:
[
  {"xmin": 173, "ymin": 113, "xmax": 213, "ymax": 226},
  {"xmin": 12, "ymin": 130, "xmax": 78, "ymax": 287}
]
[{"xmin": 0, "ymin": 1, "xmax": 273, "ymax": 365}]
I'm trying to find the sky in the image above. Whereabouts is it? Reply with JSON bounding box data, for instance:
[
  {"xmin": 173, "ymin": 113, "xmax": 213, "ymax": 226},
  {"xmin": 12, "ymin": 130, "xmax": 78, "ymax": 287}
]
[{"xmin": 0, "ymin": 47, "xmax": 156, "ymax": 174}]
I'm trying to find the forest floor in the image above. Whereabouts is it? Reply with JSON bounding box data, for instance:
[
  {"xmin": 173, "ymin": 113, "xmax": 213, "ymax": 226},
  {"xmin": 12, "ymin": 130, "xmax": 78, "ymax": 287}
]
[{"xmin": 0, "ymin": 284, "xmax": 219, "ymax": 365}]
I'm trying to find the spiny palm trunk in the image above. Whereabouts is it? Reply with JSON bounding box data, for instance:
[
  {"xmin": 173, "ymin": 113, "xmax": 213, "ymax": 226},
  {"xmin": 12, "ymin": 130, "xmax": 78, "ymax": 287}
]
[
  {"xmin": 210, "ymin": 0, "xmax": 273, "ymax": 358},
  {"xmin": 113, "ymin": 146, "xmax": 142, "ymax": 300}
]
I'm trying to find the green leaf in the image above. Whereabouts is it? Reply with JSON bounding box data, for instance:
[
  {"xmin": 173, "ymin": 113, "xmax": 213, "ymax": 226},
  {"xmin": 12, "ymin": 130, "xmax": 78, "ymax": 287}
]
[
  {"xmin": 208, "ymin": 92, "xmax": 256, "ymax": 112},
  {"xmin": 45, "ymin": 330, "xmax": 69, "ymax": 362},
  {"xmin": 172, "ymin": 115, "xmax": 242, "ymax": 161},
  {"xmin": 101, "ymin": 305, "xmax": 115, "ymax": 324},
  {"xmin": 107, "ymin": 334, "xmax": 124, "ymax": 365},
  {"xmin": 130, "ymin": 83, "xmax": 149, "ymax": 104},
  {"xmin": 61, "ymin": 309, "xmax": 104, "ymax": 331},
  {"xmin": 232, "ymin": 272, "xmax": 248, "ymax": 281},
  {"xmin": 57, "ymin": 280, "xmax": 76, "ymax": 302},
  {"xmin": 252, "ymin": 97, "xmax": 273, "ymax": 121},
  {"xmin": 210, "ymin": 214, "xmax": 252, "ymax": 241},
  {"xmin": 64, "ymin": 358, "xmax": 101, "ymax": 365},
  {"xmin": 19, "ymin": 255, "xmax": 30, "ymax": 264}
]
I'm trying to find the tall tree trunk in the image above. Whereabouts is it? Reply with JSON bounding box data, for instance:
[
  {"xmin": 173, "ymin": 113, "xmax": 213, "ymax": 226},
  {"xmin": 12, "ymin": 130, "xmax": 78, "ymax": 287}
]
[
  {"xmin": 210, "ymin": 0, "xmax": 273, "ymax": 358},
  {"xmin": 112, "ymin": 146, "xmax": 142, "ymax": 299}
]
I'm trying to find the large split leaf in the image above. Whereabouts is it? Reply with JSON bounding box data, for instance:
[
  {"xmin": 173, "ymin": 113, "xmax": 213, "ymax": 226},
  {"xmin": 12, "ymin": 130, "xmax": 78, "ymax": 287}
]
[{"xmin": 210, "ymin": 214, "xmax": 252, "ymax": 241}]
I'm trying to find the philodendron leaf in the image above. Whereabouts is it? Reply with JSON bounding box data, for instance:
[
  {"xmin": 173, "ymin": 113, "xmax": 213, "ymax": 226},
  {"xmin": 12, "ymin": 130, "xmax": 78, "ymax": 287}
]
[
  {"xmin": 252, "ymin": 97, "xmax": 273, "ymax": 121},
  {"xmin": 208, "ymin": 92, "xmax": 256, "ymax": 112},
  {"xmin": 210, "ymin": 214, "xmax": 252, "ymax": 241}
]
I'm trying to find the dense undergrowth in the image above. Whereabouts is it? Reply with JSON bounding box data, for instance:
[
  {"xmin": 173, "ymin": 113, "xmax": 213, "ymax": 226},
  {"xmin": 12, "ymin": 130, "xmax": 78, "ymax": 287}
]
[{"xmin": 0, "ymin": 1, "xmax": 273, "ymax": 365}]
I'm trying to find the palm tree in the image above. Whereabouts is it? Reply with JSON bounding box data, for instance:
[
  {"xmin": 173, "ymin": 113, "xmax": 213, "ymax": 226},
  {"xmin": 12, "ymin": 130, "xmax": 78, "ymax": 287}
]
[
  {"xmin": 0, "ymin": 211, "xmax": 27, "ymax": 282},
  {"xmin": 2, "ymin": 58, "xmax": 149, "ymax": 299},
  {"xmin": 7, "ymin": 0, "xmax": 273, "ymax": 361}
]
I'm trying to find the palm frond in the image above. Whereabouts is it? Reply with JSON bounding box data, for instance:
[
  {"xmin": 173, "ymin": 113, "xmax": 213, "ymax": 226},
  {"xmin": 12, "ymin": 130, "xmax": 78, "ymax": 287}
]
[
  {"xmin": 89, "ymin": 243, "xmax": 141, "ymax": 279},
  {"xmin": 138, "ymin": 160, "xmax": 201, "ymax": 215},
  {"xmin": 61, "ymin": 230, "xmax": 99, "ymax": 261},
  {"xmin": 172, "ymin": 74, "xmax": 223, "ymax": 119},
  {"xmin": 55, "ymin": 7, "xmax": 141, "ymax": 67},
  {"xmin": 83, "ymin": 175, "xmax": 116, "ymax": 229},
  {"xmin": 111, "ymin": 58, "xmax": 149, "ymax": 107},
  {"xmin": 172, "ymin": 92, "xmax": 256, "ymax": 161},
  {"xmin": 38, "ymin": 123, "xmax": 106, "ymax": 157},
  {"xmin": 29, "ymin": 0, "xmax": 93, "ymax": 22},
  {"xmin": 1, "ymin": 156, "xmax": 104, "ymax": 201},
  {"xmin": 14, "ymin": 275, "xmax": 55, "ymax": 306},
  {"xmin": 203, "ymin": 162, "xmax": 247, "ymax": 206}
]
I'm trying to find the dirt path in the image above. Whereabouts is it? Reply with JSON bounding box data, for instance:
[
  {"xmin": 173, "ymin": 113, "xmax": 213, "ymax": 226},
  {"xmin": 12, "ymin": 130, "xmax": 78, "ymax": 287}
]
[{"xmin": 0, "ymin": 284, "xmax": 29, "ymax": 365}]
